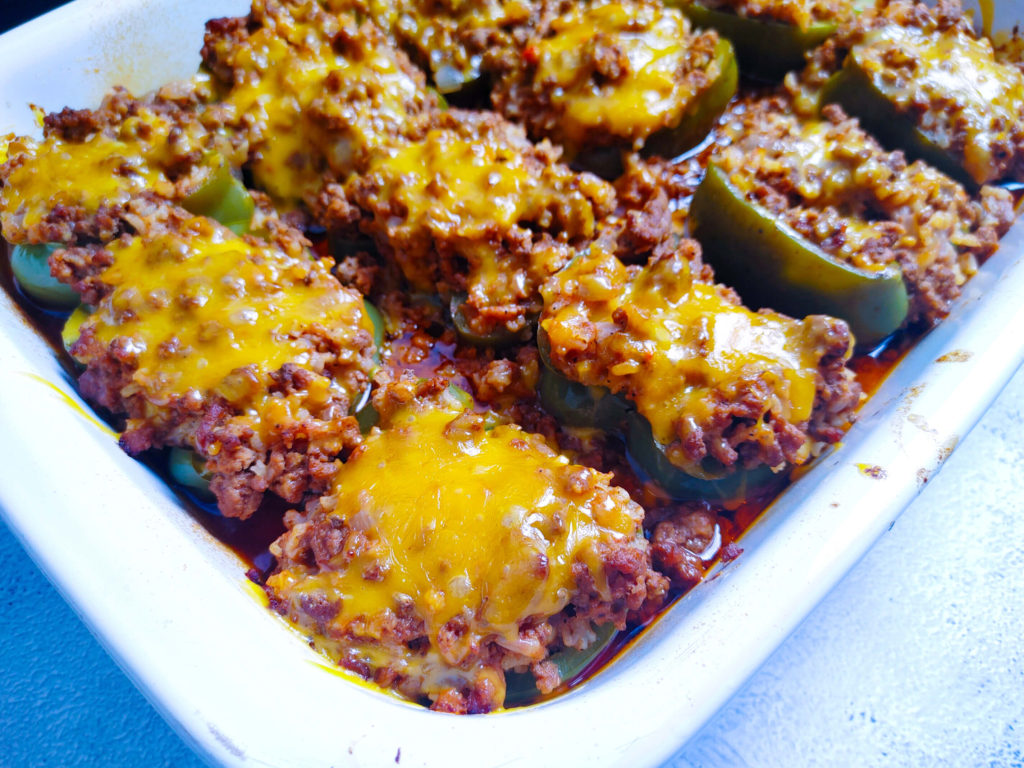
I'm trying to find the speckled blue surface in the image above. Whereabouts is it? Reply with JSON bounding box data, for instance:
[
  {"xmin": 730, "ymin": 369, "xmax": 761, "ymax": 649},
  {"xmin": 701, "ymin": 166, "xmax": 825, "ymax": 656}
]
[{"xmin": 3, "ymin": 364, "xmax": 1022, "ymax": 767}]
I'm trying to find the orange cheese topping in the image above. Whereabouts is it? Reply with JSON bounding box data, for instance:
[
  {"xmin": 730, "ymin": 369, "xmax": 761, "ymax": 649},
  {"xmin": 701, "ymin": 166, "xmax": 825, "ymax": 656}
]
[
  {"xmin": 1, "ymin": 132, "xmax": 170, "ymax": 236},
  {"xmin": 266, "ymin": 397, "xmax": 643, "ymax": 692},
  {"xmin": 541, "ymin": 245, "xmax": 822, "ymax": 463},
  {"xmin": 718, "ymin": 117, "xmax": 902, "ymax": 271},
  {"xmin": 213, "ymin": 0, "xmax": 431, "ymax": 204},
  {"xmin": 0, "ymin": 97, "xmax": 230, "ymax": 243},
  {"xmin": 353, "ymin": 116, "xmax": 606, "ymax": 308},
  {"xmin": 716, "ymin": 101, "xmax": 989, "ymax": 296},
  {"xmin": 851, "ymin": 19, "xmax": 1024, "ymax": 185},
  {"xmin": 77, "ymin": 214, "xmax": 372, "ymax": 420},
  {"xmin": 531, "ymin": 1, "xmax": 718, "ymax": 149}
]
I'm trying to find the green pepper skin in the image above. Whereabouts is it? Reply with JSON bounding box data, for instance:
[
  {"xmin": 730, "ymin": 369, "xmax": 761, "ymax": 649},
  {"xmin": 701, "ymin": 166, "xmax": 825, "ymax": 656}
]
[
  {"xmin": 504, "ymin": 622, "xmax": 617, "ymax": 707},
  {"xmin": 643, "ymin": 36, "xmax": 738, "ymax": 159},
  {"xmin": 573, "ymin": 36, "xmax": 737, "ymax": 178},
  {"xmin": 353, "ymin": 385, "xmax": 379, "ymax": 432},
  {"xmin": 537, "ymin": 364, "xmax": 631, "ymax": 433},
  {"xmin": 450, "ymin": 294, "xmax": 534, "ymax": 348},
  {"xmin": 625, "ymin": 412, "xmax": 783, "ymax": 505},
  {"xmin": 182, "ymin": 161, "xmax": 255, "ymax": 234},
  {"xmin": 690, "ymin": 163, "xmax": 909, "ymax": 346},
  {"xmin": 537, "ymin": 327, "xmax": 629, "ymax": 433},
  {"xmin": 168, "ymin": 447, "xmax": 216, "ymax": 501},
  {"xmin": 820, "ymin": 59, "xmax": 978, "ymax": 191},
  {"xmin": 9, "ymin": 244, "xmax": 79, "ymax": 309},
  {"xmin": 364, "ymin": 299, "xmax": 384, "ymax": 360},
  {"xmin": 679, "ymin": 2, "xmax": 836, "ymax": 81},
  {"xmin": 353, "ymin": 299, "xmax": 386, "ymax": 432},
  {"xmin": 538, "ymin": 327, "xmax": 779, "ymax": 499}
]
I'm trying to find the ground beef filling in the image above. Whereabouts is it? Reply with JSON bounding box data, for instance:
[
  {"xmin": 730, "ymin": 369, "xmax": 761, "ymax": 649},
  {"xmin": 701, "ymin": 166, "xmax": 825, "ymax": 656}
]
[
  {"xmin": 715, "ymin": 97, "xmax": 1013, "ymax": 325},
  {"xmin": 0, "ymin": 82, "xmax": 243, "ymax": 246},
  {"xmin": 56, "ymin": 203, "xmax": 375, "ymax": 518},
  {"xmin": 540, "ymin": 241, "xmax": 860, "ymax": 475},
  {"xmin": 265, "ymin": 381, "xmax": 668, "ymax": 713},
  {"xmin": 201, "ymin": 0, "xmax": 438, "ymax": 206},
  {"xmin": 791, "ymin": 0, "xmax": 1024, "ymax": 185},
  {"xmin": 493, "ymin": 0, "xmax": 724, "ymax": 154},
  {"xmin": 319, "ymin": 109, "xmax": 615, "ymax": 339}
]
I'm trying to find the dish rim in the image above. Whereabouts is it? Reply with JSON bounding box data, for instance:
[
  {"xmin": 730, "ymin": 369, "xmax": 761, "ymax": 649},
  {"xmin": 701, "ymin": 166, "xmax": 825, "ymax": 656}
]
[{"xmin": 0, "ymin": 1, "xmax": 1022, "ymax": 765}]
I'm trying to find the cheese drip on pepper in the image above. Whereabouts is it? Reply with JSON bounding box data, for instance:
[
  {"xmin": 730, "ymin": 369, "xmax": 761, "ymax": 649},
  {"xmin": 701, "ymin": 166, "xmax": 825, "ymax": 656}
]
[
  {"xmin": 716, "ymin": 105, "xmax": 986, "ymax": 295},
  {"xmin": 352, "ymin": 116, "xmax": 607, "ymax": 311},
  {"xmin": 0, "ymin": 91, "xmax": 238, "ymax": 243},
  {"xmin": 210, "ymin": 0, "xmax": 432, "ymax": 203},
  {"xmin": 531, "ymin": 1, "xmax": 721, "ymax": 150},
  {"xmin": 849, "ymin": 22, "xmax": 1024, "ymax": 186},
  {"xmin": 75, "ymin": 214, "xmax": 373, "ymax": 438},
  {"xmin": 541, "ymin": 245, "xmax": 825, "ymax": 468},
  {"xmin": 266, "ymin": 398, "xmax": 644, "ymax": 699}
]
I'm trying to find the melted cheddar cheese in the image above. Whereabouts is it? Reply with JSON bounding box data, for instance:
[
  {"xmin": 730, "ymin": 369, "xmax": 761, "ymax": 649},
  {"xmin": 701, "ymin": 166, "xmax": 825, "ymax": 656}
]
[
  {"xmin": 76, "ymin": 214, "xmax": 373, "ymax": 425},
  {"xmin": 211, "ymin": 0, "xmax": 431, "ymax": 204},
  {"xmin": 718, "ymin": 117, "xmax": 902, "ymax": 271},
  {"xmin": 267, "ymin": 398, "xmax": 644, "ymax": 700},
  {"xmin": 350, "ymin": 114, "xmax": 610, "ymax": 329},
  {"xmin": 0, "ymin": 97, "xmax": 235, "ymax": 243},
  {"xmin": 541, "ymin": 245, "xmax": 825, "ymax": 469},
  {"xmin": 851, "ymin": 22, "xmax": 1024, "ymax": 186},
  {"xmin": 715, "ymin": 104, "xmax": 988, "ymax": 296},
  {"xmin": 530, "ymin": 1, "xmax": 719, "ymax": 150}
]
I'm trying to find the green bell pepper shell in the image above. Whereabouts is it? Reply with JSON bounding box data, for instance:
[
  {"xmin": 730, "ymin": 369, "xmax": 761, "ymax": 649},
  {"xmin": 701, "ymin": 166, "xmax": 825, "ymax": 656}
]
[
  {"xmin": 450, "ymin": 294, "xmax": 534, "ymax": 348},
  {"xmin": 690, "ymin": 163, "xmax": 909, "ymax": 346},
  {"xmin": 353, "ymin": 299, "xmax": 385, "ymax": 432},
  {"xmin": 168, "ymin": 447, "xmax": 216, "ymax": 501},
  {"xmin": 363, "ymin": 298, "xmax": 384, "ymax": 361},
  {"xmin": 353, "ymin": 383, "xmax": 379, "ymax": 432},
  {"xmin": 819, "ymin": 55, "xmax": 979, "ymax": 191},
  {"xmin": 678, "ymin": 1, "xmax": 836, "ymax": 81},
  {"xmin": 625, "ymin": 411, "xmax": 783, "ymax": 505},
  {"xmin": 9, "ymin": 243, "xmax": 79, "ymax": 309},
  {"xmin": 538, "ymin": 327, "xmax": 784, "ymax": 503},
  {"xmin": 573, "ymin": 35, "xmax": 737, "ymax": 178},
  {"xmin": 504, "ymin": 622, "xmax": 617, "ymax": 707},
  {"xmin": 536, "ymin": 327, "xmax": 631, "ymax": 432},
  {"xmin": 643, "ymin": 36, "xmax": 739, "ymax": 159},
  {"xmin": 182, "ymin": 161, "xmax": 255, "ymax": 234},
  {"xmin": 537, "ymin": 363, "xmax": 631, "ymax": 433}
]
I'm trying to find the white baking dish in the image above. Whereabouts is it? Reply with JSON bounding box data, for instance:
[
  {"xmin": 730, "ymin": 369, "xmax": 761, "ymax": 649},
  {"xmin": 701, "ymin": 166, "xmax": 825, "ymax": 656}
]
[{"xmin": 0, "ymin": 1, "xmax": 1021, "ymax": 766}]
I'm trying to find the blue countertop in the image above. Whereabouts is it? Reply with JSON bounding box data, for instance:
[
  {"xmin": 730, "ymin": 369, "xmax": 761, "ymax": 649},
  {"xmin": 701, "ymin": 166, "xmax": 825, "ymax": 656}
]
[{"xmin": 3, "ymin": 364, "xmax": 1022, "ymax": 767}]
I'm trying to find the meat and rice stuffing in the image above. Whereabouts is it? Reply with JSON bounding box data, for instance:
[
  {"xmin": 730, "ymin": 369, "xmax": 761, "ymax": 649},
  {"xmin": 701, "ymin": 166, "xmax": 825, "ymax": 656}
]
[
  {"xmin": 0, "ymin": 80, "xmax": 244, "ymax": 246},
  {"xmin": 55, "ymin": 203, "xmax": 376, "ymax": 518},
  {"xmin": 319, "ymin": 108, "xmax": 615, "ymax": 340},
  {"xmin": 265, "ymin": 378, "xmax": 668, "ymax": 712},
  {"xmin": 711, "ymin": 97, "xmax": 1013, "ymax": 325},
  {"xmin": 792, "ymin": 0, "xmax": 1024, "ymax": 187},
  {"xmin": 201, "ymin": 0, "xmax": 438, "ymax": 206},
  {"xmin": 540, "ymin": 241, "xmax": 860, "ymax": 478},
  {"xmin": 493, "ymin": 0, "xmax": 734, "ymax": 161}
]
